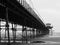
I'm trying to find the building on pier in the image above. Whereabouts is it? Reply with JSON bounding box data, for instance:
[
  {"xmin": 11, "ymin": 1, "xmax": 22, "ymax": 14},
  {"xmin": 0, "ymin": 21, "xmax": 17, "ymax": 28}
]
[{"xmin": 46, "ymin": 23, "xmax": 53, "ymax": 35}]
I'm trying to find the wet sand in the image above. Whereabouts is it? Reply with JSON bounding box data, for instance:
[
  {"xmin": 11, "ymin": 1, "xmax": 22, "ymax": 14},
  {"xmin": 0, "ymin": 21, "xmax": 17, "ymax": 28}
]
[
  {"xmin": 0, "ymin": 32, "xmax": 60, "ymax": 45},
  {"xmin": 0, "ymin": 36, "xmax": 60, "ymax": 45},
  {"xmin": 30, "ymin": 33, "xmax": 60, "ymax": 45}
]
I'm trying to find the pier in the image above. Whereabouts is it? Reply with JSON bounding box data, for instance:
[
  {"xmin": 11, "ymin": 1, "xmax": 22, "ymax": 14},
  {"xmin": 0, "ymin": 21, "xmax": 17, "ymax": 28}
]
[{"xmin": 0, "ymin": 0, "xmax": 50, "ymax": 45}]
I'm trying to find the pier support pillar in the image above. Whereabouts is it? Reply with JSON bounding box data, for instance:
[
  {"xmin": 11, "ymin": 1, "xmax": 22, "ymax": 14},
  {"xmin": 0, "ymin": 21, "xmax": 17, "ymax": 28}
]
[
  {"xmin": 22, "ymin": 26, "xmax": 24, "ymax": 43},
  {"xmin": 32, "ymin": 28, "xmax": 35, "ymax": 38},
  {"xmin": 6, "ymin": 7, "xmax": 10, "ymax": 45},
  {"xmin": 14, "ymin": 24, "xmax": 17, "ymax": 43},
  {"xmin": 25, "ymin": 27, "xmax": 28, "ymax": 43},
  {"xmin": 12, "ymin": 23, "xmax": 17, "ymax": 43},
  {"xmin": 5, "ymin": 24, "xmax": 7, "ymax": 39},
  {"xmin": 0, "ymin": 20, "xmax": 1, "ymax": 43}
]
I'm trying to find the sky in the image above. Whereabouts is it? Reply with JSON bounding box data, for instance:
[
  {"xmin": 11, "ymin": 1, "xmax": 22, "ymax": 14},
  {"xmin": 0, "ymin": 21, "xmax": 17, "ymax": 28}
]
[{"xmin": 26, "ymin": 0, "xmax": 60, "ymax": 32}]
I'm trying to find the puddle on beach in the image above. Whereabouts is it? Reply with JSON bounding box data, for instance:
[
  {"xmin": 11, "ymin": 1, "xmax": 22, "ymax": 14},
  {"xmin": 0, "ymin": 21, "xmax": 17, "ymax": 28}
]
[{"xmin": 31, "ymin": 41, "xmax": 45, "ymax": 43}]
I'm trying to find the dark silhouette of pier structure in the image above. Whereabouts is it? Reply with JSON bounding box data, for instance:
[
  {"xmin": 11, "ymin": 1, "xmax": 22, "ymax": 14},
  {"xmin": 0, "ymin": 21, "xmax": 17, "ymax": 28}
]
[{"xmin": 0, "ymin": 0, "xmax": 49, "ymax": 45}]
